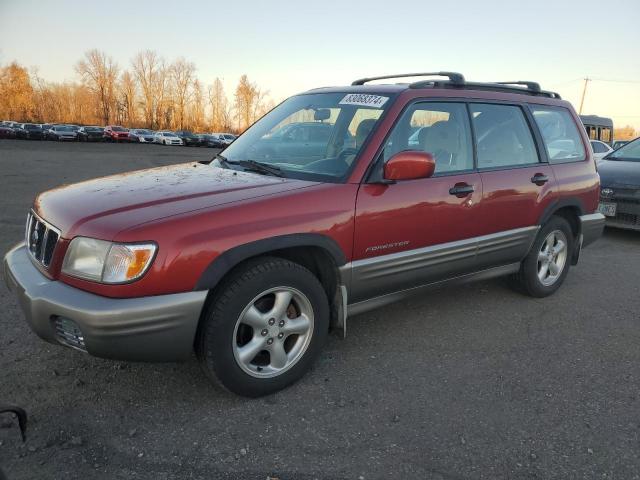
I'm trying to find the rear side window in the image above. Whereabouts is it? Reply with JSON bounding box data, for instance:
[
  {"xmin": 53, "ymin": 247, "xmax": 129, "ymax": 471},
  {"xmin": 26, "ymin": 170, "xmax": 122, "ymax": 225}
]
[
  {"xmin": 531, "ymin": 106, "xmax": 586, "ymax": 163},
  {"xmin": 470, "ymin": 104, "xmax": 539, "ymax": 169}
]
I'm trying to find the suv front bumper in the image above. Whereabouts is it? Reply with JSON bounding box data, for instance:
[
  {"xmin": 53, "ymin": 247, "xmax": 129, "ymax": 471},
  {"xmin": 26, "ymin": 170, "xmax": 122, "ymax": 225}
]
[{"xmin": 3, "ymin": 244, "xmax": 207, "ymax": 362}]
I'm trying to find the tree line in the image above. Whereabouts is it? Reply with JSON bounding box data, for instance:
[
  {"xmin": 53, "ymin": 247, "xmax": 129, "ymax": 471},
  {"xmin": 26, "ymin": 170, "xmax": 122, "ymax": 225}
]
[{"xmin": 0, "ymin": 49, "xmax": 275, "ymax": 133}]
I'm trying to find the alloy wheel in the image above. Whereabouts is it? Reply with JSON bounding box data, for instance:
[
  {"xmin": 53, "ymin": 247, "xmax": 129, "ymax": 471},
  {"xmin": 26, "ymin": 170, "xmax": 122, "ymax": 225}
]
[
  {"xmin": 537, "ymin": 230, "xmax": 568, "ymax": 286},
  {"xmin": 232, "ymin": 287, "xmax": 314, "ymax": 378}
]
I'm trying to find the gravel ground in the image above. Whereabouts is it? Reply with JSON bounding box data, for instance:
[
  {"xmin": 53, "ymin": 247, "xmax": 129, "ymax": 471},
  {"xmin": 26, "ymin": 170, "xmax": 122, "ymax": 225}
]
[{"xmin": 1, "ymin": 139, "xmax": 639, "ymax": 480}]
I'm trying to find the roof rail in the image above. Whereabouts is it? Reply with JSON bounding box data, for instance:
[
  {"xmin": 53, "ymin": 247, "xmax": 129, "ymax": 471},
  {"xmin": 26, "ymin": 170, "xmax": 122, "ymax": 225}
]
[
  {"xmin": 350, "ymin": 71, "xmax": 560, "ymax": 98},
  {"xmin": 408, "ymin": 79, "xmax": 561, "ymax": 99},
  {"xmin": 495, "ymin": 81, "xmax": 541, "ymax": 93},
  {"xmin": 351, "ymin": 71, "xmax": 465, "ymax": 86}
]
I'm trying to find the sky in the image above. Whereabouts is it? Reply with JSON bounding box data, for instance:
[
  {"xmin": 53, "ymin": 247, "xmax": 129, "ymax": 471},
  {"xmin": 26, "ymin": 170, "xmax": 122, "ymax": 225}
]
[{"xmin": 1, "ymin": 0, "xmax": 639, "ymax": 129}]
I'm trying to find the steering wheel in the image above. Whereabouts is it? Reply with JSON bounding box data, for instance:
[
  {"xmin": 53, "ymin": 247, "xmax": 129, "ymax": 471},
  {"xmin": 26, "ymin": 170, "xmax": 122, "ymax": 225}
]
[
  {"xmin": 336, "ymin": 148, "xmax": 358, "ymax": 164},
  {"xmin": 302, "ymin": 148, "xmax": 358, "ymax": 173}
]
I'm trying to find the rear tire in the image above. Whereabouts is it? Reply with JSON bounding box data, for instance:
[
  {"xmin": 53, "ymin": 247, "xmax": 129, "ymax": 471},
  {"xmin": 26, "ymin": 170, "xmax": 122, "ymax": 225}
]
[
  {"xmin": 196, "ymin": 257, "xmax": 329, "ymax": 397},
  {"xmin": 510, "ymin": 216, "xmax": 574, "ymax": 297}
]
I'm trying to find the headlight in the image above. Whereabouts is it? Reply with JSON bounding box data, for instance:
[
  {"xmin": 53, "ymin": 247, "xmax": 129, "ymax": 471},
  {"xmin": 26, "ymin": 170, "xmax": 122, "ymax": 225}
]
[{"xmin": 62, "ymin": 237, "xmax": 157, "ymax": 284}]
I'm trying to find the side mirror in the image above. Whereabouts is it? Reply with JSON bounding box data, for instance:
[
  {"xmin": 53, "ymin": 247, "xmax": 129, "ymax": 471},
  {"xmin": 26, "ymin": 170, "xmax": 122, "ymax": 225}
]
[{"xmin": 384, "ymin": 151, "xmax": 435, "ymax": 181}]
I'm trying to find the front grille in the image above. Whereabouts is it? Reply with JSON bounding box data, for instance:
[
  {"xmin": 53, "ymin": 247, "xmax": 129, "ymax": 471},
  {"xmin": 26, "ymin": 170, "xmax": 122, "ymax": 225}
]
[
  {"xmin": 608, "ymin": 211, "xmax": 640, "ymax": 228},
  {"xmin": 25, "ymin": 211, "xmax": 60, "ymax": 267},
  {"xmin": 53, "ymin": 317, "xmax": 87, "ymax": 351}
]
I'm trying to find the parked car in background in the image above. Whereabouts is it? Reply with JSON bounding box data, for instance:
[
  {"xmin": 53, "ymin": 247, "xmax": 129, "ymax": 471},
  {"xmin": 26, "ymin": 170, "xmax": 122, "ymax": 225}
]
[
  {"xmin": 590, "ymin": 140, "xmax": 613, "ymax": 162},
  {"xmin": 174, "ymin": 130, "xmax": 200, "ymax": 146},
  {"xmin": 77, "ymin": 126, "xmax": 105, "ymax": 142},
  {"xmin": 47, "ymin": 125, "xmax": 78, "ymax": 141},
  {"xmin": 0, "ymin": 125, "xmax": 17, "ymax": 139},
  {"xmin": 597, "ymin": 137, "xmax": 640, "ymax": 230},
  {"xmin": 212, "ymin": 133, "xmax": 237, "ymax": 146},
  {"xmin": 40, "ymin": 124, "xmax": 53, "ymax": 136},
  {"xmin": 612, "ymin": 140, "xmax": 631, "ymax": 150},
  {"xmin": 104, "ymin": 125, "xmax": 130, "ymax": 142},
  {"xmin": 197, "ymin": 134, "xmax": 226, "ymax": 148},
  {"xmin": 66, "ymin": 125, "xmax": 81, "ymax": 132},
  {"xmin": 129, "ymin": 129, "xmax": 155, "ymax": 143},
  {"xmin": 154, "ymin": 131, "xmax": 183, "ymax": 145},
  {"xmin": 12, "ymin": 124, "xmax": 28, "ymax": 139},
  {"xmin": 25, "ymin": 124, "xmax": 45, "ymax": 140},
  {"xmin": 3, "ymin": 72, "xmax": 605, "ymax": 397}
]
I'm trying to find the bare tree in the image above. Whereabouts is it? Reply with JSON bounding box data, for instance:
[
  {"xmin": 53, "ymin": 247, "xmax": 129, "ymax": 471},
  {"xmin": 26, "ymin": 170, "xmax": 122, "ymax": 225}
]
[
  {"xmin": 208, "ymin": 77, "xmax": 231, "ymax": 132},
  {"xmin": 190, "ymin": 79, "xmax": 206, "ymax": 131},
  {"xmin": 169, "ymin": 58, "xmax": 195, "ymax": 130},
  {"xmin": 0, "ymin": 62, "xmax": 34, "ymax": 121},
  {"xmin": 154, "ymin": 63, "xmax": 171, "ymax": 129},
  {"xmin": 234, "ymin": 74, "xmax": 271, "ymax": 132},
  {"xmin": 120, "ymin": 70, "xmax": 137, "ymax": 126},
  {"xmin": 75, "ymin": 49, "xmax": 118, "ymax": 124},
  {"xmin": 131, "ymin": 50, "xmax": 162, "ymax": 128}
]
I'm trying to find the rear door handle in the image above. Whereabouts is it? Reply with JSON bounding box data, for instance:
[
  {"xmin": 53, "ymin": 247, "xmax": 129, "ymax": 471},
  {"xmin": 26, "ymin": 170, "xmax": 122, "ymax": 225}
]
[
  {"xmin": 531, "ymin": 174, "xmax": 549, "ymax": 186},
  {"xmin": 449, "ymin": 183, "xmax": 475, "ymax": 197}
]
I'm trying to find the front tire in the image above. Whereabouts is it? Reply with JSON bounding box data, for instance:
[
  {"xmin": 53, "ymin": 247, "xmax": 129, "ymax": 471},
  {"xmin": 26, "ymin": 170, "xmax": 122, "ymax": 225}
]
[
  {"xmin": 196, "ymin": 257, "xmax": 329, "ymax": 397},
  {"xmin": 510, "ymin": 216, "xmax": 573, "ymax": 297}
]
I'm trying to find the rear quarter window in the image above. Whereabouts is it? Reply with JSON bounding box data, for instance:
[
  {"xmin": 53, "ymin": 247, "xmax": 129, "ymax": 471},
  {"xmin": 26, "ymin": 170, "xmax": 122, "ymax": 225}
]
[{"xmin": 530, "ymin": 106, "xmax": 586, "ymax": 163}]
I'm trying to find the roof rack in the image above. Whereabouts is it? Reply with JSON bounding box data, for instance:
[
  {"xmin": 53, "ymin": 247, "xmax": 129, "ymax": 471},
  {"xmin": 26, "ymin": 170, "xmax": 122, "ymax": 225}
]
[
  {"xmin": 496, "ymin": 81, "xmax": 541, "ymax": 92},
  {"xmin": 408, "ymin": 78, "xmax": 561, "ymax": 99},
  {"xmin": 351, "ymin": 71, "xmax": 465, "ymax": 86},
  {"xmin": 350, "ymin": 72, "xmax": 561, "ymax": 98}
]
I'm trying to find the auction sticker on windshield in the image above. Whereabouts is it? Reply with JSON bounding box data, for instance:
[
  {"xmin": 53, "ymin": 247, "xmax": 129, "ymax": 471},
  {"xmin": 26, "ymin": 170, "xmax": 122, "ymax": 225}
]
[{"xmin": 339, "ymin": 94, "xmax": 389, "ymax": 108}]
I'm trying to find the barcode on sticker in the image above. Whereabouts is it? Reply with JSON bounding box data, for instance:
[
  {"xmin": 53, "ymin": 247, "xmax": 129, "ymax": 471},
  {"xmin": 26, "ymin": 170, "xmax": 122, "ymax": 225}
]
[{"xmin": 339, "ymin": 94, "xmax": 389, "ymax": 108}]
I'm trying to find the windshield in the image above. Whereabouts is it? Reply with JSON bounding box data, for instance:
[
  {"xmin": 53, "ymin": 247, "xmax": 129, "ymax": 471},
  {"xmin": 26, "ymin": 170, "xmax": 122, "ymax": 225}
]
[
  {"xmin": 162, "ymin": 132, "xmax": 177, "ymax": 137},
  {"xmin": 218, "ymin": 92, "xmax": 394, "ymax": 182},
  {"xmin": 111, "ymin": 126, "xmax": 126, "ymax": 132},
  {"xmin": 57, "ymin": 126, "xmax": 73, "ymax": 132},
  {"xmin": 86, "ymin": 127, "xmax": 103, "ymax": 132},
  {"xmin": 606, "ymin": 137, "xmax": 640, "ymax": 162}
]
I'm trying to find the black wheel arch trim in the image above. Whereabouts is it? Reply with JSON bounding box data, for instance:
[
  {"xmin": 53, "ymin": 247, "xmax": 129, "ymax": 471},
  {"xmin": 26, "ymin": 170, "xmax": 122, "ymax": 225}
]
[
  {"xmin": 194, "ymin": 233, "xmax": 348, "ymax": 291},
  {"xmin": 538, "ymin": 198, "xmax": 585, "ymax": 227}
]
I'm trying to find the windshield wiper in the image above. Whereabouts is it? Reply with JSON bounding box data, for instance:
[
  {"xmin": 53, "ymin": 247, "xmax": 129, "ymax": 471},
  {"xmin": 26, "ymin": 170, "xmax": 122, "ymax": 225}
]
[
  {"xmin": 212, "ymin": 155, "xmax": 285, "ymax": 177},
  {"xmin": 236, "ymin": 159, "xmax": 286, "ymax": 177},
  {"xmin": 212, "ymin": 153, "xmax": 230, "ymax": 166}
]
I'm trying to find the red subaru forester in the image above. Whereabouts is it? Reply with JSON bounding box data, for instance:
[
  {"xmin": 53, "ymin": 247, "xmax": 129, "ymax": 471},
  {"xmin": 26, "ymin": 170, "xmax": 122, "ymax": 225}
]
[{"xmin": 4, "ymin": 72, "xmax": 605, "ymax": 397}]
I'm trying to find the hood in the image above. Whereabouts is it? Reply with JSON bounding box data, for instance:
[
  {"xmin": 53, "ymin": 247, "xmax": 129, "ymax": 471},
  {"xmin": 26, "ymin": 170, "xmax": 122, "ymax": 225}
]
[
  {"xmin": 34, "ymin": 163, "xmax": 317, "ymax": 240},
  {"xmin": 598, "ymin": 160, "xmax": 640, "ymax": 188}
]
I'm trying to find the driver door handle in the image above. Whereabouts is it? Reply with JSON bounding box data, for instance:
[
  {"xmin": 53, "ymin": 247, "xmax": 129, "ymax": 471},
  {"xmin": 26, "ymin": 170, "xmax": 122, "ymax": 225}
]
[
  {"xmin": 531, "ymin": 173, "xmax": 549, "ymax": 186},
  {"xmin": 449, "ymin": 183, "xmax": 474, "ymax": 197}
]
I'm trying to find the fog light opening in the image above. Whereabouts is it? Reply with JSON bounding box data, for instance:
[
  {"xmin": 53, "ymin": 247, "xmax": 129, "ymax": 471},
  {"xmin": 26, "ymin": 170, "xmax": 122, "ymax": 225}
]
[{"xmin": 52, "ymin": 316, "xmax": 87, "ymax": 352}]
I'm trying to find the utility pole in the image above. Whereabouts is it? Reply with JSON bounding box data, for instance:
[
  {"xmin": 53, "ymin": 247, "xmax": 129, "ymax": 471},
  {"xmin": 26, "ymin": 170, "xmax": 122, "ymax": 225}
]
[{"xmin": 579, "ymin": 77, "xmax": 591, "ymax": 114}]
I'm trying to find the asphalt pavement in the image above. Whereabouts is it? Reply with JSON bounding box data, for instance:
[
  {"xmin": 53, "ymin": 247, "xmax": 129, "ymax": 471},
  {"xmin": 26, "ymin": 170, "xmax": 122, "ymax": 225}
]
[{"xmin": 1, "ymin": 139, "xmax": 639, "ymax": 479}]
